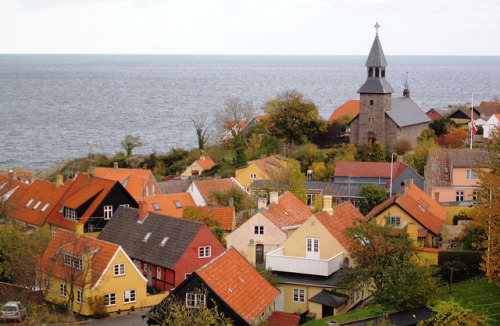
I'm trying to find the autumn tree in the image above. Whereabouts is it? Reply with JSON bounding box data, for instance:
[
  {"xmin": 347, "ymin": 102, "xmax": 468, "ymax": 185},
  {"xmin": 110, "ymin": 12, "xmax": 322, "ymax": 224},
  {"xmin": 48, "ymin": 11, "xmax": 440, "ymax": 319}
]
[
  {"xmin": 470, "ymin": 126, "xmax": 500, "ymax": 280},
  {"xmin": 190, "ymin": 111, "xmax": 213, "ymax": 152},
  {"xmin": 429, "ymin": 117, "xmax": 457, "ymax": 137},
  {"xmin": 437, "ymin": 126, "xmax": 468, "ymax": 148},
  {"xmin": 406, "ymin": 136, "xmax": 439, "ymax": 175},
  {"xmin": 359, "ymin": 184, "xmax": 388, "ymax": 215},
  {"xmin": 370, "ymin": 142, "xmax": 386, "ymax": 162},
  {"xmin": 182, "ymin": 207, "xmax": 220, "ymax": 228},
  {"xmin": 214, "ymin": 96, "xmax": 255, "ymax": 135},
  {"xmin": 391, "ymin": 138, "xmax": 412, "ymax": 156},
  {"xmin": 263, "ymin": 90, "xmax": 327, "ymax": 145},
  {"xmin": 418, "ymin": 300, "xmax": 488, "ymax": 326},
  {"xmin": 342, "ymin": 218, "xmax": 439, "ymax": 309},
  {"xmin": 121, "ymin": 134, "xmax": 143, "ymax": 156}
]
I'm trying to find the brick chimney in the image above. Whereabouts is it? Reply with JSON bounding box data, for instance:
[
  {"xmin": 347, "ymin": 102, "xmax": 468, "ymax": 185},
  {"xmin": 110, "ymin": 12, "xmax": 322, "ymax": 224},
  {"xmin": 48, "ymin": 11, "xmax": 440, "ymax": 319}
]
[
  {"xmin": 138, "ymin": 201, "xmax": 149, "ymax": 222},
  {"xmin": 257, "ymin": 197, "xmax": 267, "ymax": 210},
  {"xmin": 76, "ymin": 223, "xmax": 84, "ymax": 238},
  {"xmin": 7, "ymin": 169, "xmax": 15, "ymax": 179},
  {"xmin": 269, "ymin": 192, "xmax": 279, "ymax": 205},
  {"xmin": 113, "ymin": 162, "xmax": 119, "ymax": 171},
  {"xmin": 56, "ymin": 175, "xmax": 64, "ymax": 188},
  {"xmin": 322, "ymin": 196, "xmax": 333, "ymax": 215}
]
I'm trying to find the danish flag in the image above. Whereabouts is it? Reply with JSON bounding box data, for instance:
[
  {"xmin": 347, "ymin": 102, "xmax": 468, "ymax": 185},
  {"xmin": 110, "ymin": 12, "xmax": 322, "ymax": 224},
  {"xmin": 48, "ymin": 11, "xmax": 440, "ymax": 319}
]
[{"xmin": 471, "ymin": 114, "xmax": 478, "ymax": 135}]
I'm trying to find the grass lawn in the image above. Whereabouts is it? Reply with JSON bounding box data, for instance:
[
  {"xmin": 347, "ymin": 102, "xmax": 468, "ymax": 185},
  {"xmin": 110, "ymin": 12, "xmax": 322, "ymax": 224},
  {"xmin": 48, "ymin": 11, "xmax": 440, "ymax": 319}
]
[{"xmin": 303, "ymin": 276, "xmax": 500, "ymax": 326}]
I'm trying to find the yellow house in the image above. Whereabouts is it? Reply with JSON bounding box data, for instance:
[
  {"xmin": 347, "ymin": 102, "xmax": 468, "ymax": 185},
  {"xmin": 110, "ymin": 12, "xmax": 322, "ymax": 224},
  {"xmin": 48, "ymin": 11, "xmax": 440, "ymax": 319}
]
[
  {"xmin": 265, "ymin": 198, "xmax": 366, "ymax": 319},
  {"xmin": 179, "ymin": 156, "xmax": 216, "ymax": 179},
  {"xmin": 366, "ymin": 180, "xmax": 448, "ymax": 265},
  {"xmin": 235, "ymin": 155, "xmax": 291, "ymax": 189},
  {"xmin": 37, "ymin": 226, "xmax": 166, "ymax": 316}
]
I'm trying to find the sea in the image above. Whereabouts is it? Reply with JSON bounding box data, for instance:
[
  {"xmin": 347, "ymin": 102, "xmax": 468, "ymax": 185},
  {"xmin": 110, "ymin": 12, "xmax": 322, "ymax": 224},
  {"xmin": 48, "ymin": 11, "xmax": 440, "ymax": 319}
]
[{"xmin": 1, "ymin": 54, "xmax": 499, "ymax": 170}]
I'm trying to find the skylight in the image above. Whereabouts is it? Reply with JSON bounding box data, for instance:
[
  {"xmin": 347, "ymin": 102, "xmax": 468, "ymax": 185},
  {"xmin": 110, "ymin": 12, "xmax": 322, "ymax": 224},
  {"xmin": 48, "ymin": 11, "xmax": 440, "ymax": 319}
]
[
  {"xmin": 143, "ymin": 232, "xmax": 152, "ymax": 242},
  {"xmin": 33, "ymin": 200, "xmax": 42, "ymax": 210},
  {"xmin": 152, "ymin": 203, "xmax": 161, "ymax": 211},
  {"xmin": 174, "ymin": 201, "xmax": 182, "ymax": 208},
  {"xmin": 25, "ymin": 198, "xmax": 34, "ymax": 208},
  {"xmin": 160, "ymin": 237, "xmax": 169, "ymax": 246},
  {"xmin": 41, "ymin": 203, "xmax": 50, "ymax": 213}
]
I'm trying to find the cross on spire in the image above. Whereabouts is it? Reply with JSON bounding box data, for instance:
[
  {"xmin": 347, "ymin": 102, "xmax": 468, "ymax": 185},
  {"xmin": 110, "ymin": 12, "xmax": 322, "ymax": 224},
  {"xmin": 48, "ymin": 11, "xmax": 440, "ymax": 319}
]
[{"xmin": 374, "ymin": 22, "xmax": 380, "ymax": 34}]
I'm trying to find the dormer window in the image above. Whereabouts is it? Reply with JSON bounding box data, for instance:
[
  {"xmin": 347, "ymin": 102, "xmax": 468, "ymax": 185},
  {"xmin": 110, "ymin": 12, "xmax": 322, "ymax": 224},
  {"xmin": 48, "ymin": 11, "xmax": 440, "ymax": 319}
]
[
  {"xmin": 153, "ymin": 203, "xmax": 160, "ymax": 211},
  {"xmin": 63, "ymin": 252, "xmax": 83, "ymax": 270},
  {"xmin": 64, "ymin": 207, "xmax": 77, "ymax": 220},
  {"xmin": 174, "ymin": 201, "xmax": 182, "ymax": 208}
]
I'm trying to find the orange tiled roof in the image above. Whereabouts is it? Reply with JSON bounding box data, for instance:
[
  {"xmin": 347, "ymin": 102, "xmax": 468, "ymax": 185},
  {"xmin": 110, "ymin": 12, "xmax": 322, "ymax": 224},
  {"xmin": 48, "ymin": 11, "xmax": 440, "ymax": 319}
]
[
  {"xmin": 195, "ymin": 157, "xmax": 216, "ymax": 170},
  {"xmin": 366, "ymin": 183, "xmax": 447, "ymax": 235},
  {"xmin": 267, "ymin": 311, "xmax": 300, "ymax": 326},
  {"xmin": 37, "ymin": 230, "xmax": 120, "ymax": 288},
  {"xmin": 426, "ymin": 109, "xmax": 443, "ymax": 121},
  {"xmin": 184, "ymin": 206, "xmax": 235, "ymax": 231},
  {"xmin": 0, "ymin": 175, "xmax": 30, "ymax": 205},
  {"xmin": 142, "ymin": 193, "xmax": 196, "ymax": 218},
  {"xmin": 45, "ymin": 174, "xmax": 121, "ymax": 230},
  {"xmin": 94, "ymin": 167, "xmax": 157, "ymax": 198},
  {"xmin": 196, "ymin": 248, "xmax": 280, "ymax": 324},
  {"xmin": 61, "ymin": 184, "xmax": 103, "ymax": 209},
  {"xmin": 194, "ymin": 178, "xmax": 247, "ymax": 205},
  {"xmin": 8, "ymin": 179, "xmax": 68, "ymax": 227},
  {"xmin": 262, "ymin": 192, "xmax": 313, "ymax": 230},
  {"xmin": 315, "ymin": 202, "xmax": 364, "ymax": 249},
  {"xmin": 328, "ymin": 100, "xmax": 360, "ymax": 124},
  {"xmin": 225, "ymin": 120, "xmax": 247, "ymax": 130}
]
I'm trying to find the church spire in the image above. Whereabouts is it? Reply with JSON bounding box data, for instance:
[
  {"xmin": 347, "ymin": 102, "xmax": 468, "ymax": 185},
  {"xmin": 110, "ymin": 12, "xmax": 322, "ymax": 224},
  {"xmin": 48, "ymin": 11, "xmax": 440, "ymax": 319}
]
[{"xmin": 358, "ymin": 22, "xmax": 394, "ymax": 94}]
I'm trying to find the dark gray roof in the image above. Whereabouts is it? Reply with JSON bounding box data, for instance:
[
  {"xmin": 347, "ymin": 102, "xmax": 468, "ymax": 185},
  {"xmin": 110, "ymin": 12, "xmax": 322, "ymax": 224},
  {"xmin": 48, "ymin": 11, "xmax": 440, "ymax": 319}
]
[
  {"xmin": 97, "ymin": 206, "xmax": 203, "ymax": 269},
  {"xmin": 387, "ymin": 97, "xmax": 431, "ymax": 127},
  {"xmin": 275, "ymin": 270, "xmax": 343, "ymax": 288},
  {"xmin": 448, "ymin": 149, "xmax": 490, "ymax": 168},
  {"xmin": 358, "ymin": 78, "xmax": 395, "ymax": 94},
  {"xmin": 339, "ymin": 307, "xmax": 434, "ymax": 326},
  {"xmin": 321, "ymin": 183, "xmax": 366, "ymax": 198},
  {"xmin": 366, "ymin": 34, "xmax": 387, "ymax": 67},
  {"xmin": 248, "ymin": 180, "xmax": 329, "ymax": 192},
  {"xmin": 157, "ymin": 180, "xmax": 192, "ymax": 194},
  {"xmin": 309, "ymin": 290, "xmax": 349, "ymax": 308}
]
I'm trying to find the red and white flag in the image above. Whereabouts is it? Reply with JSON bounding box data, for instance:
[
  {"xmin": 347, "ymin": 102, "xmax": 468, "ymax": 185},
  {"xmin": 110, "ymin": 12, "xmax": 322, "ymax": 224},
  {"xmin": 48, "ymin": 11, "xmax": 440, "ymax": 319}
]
[{"xmin": 471, "ymin": 114, "xmax": 478, "ymax": 135}]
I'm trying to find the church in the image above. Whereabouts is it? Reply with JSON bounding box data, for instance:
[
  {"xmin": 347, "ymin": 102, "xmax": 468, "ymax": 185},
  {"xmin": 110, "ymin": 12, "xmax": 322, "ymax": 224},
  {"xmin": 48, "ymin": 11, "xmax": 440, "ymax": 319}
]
[{"xmin": 349, "ymin": 23, "xmax": 431, "ymax": 151}]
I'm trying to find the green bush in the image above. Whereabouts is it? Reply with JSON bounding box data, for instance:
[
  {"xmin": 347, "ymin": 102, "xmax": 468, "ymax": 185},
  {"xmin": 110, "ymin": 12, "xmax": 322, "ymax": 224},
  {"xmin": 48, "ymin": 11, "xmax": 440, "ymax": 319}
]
[
  {"xmin": 438, "ymin": 250, "xmax": 484, "ymax": 277},
  {"xmin": 437, "ymin": 261, "xmax": 470, "ymax": 283}
]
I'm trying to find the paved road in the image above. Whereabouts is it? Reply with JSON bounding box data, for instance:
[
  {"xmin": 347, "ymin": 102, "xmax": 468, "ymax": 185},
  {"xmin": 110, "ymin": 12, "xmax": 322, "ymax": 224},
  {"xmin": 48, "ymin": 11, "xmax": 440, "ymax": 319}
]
[{"xmin": 81, "ymin": 309, "xmax": 149, "ymax": 326}]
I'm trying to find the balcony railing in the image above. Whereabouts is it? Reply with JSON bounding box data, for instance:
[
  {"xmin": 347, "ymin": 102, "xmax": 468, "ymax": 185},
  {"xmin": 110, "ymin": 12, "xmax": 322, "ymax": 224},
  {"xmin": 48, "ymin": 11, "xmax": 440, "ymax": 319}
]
[{"xmin": 265, "ymin": 248, "xmax": 344, "ymax": 276}]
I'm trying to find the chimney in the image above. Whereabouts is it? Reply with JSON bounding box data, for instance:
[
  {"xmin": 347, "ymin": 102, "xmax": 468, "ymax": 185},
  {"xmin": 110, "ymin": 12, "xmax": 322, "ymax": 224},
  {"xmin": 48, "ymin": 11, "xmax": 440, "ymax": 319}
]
[
  {"xmin": 307, "ymin": 170, "xmax": 313, "ymax": 181},
  {"xmin": 269, "ymin": 192, "xmax": 279, "ymax": 205},
  {"xmin": 113, "ymin": 162, "xmax": 119, "ymax": 171},
  {"xmin": 88, "ymin": 166, "xmax": 95, "ymax": 178},
  {"xmin": 76, "ymin": 223, "xmax": 84, "ymax": 238},
  {"xmin": 403, "ymin": 179, "xmax": 413, "ymax": 190},
  {"xmin": 322, "ymin": 196, "xmax": 333, "ymax": 215},
  {"xmin": 229, "ymin": 197, "xmax": 234, "ymax": 207},
  {"xmin": 7, "ymin": 169, "xmax": 15, "ymax": 179},
  {"xmin": 138, "ymin": 201, "xmax": 149, "ymax": 222},
  {"xmin": 258, "ymin": 197, "xmax": 267, "ymax": 210},
  {"xmin": 56, "ymin": 175, "xmax": 64, "ymax": 188}
]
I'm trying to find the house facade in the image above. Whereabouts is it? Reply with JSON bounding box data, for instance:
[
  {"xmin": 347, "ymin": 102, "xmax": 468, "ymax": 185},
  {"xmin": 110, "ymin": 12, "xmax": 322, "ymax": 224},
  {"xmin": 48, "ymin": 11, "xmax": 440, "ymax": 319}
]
[
  {"xmin": 235, "ymin": 155, "xmax": 292, "ymax": 189},
  {"xmin": 179, "ymin": 156, "xmax": 216, "ymax": 179},
  {"xmin": 97, "ymin": 204, "xmax": 225, "ymax": 291},
  {"xmin": 225, "ymin": 192, "xmax": 313, "ymax": 265},
  {"xmin": 266, "ymin": 200, "xmax": 365, "ymax": 319},
  {"xmin": 483, "ymin": 114, "xmax": 500, "ymax": 138},
  {"xmin": 187, "ymin": 177, "xmax": 249, "ymax": 207},
  {"xmin": 37, "ymin": 227, "xmax": 164, "ymax": 316}
]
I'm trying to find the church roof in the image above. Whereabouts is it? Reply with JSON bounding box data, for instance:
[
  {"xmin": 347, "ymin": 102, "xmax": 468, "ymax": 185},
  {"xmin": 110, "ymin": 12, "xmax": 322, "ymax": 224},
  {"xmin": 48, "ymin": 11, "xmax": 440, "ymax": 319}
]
[
  {"xmin": 366, "ymin": 33, "xmax": 388, "ymax": 67},
  {"xmin": 387, "ymin": 97, "xmax": 431, "ymax": 127},
  {"xmin": 358, "ymin": 79, "xmax": 394, "ymax": 94}
]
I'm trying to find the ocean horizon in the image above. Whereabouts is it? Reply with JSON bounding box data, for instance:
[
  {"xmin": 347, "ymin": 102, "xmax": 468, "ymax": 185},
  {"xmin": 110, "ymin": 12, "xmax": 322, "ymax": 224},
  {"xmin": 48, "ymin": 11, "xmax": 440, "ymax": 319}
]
[{"xmin": 1, "ymin": 54, "xmax": 499, "ymax": 170}]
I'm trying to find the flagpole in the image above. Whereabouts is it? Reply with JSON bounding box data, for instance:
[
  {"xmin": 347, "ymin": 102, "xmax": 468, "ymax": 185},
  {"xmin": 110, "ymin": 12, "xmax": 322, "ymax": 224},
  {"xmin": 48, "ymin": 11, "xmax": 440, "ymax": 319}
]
[{"xmin": 470, "ymin": 92, "xmax": 474, "ymax": 149}]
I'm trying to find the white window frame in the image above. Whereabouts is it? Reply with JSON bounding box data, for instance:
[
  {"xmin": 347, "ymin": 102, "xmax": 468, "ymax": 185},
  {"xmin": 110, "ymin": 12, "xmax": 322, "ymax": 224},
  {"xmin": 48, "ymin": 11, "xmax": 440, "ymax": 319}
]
[
  {"xmin": 76, "ymin": 289, "xmax": 82, "ymax": 304},
  {"xmin": 293, "ymin": 288, "xmax": 305, "ymax": 303},
  {"xmin": 186, "ymin": 293, "xmax": 206, "ymax": 308},
  {"xmin": 472, "ymin": 191, "xmax": 479, "ymax": 201},
  {"xmin": 250, "ymin": 173, "xmax": 257, "ymax": 179},
  {"xmin": 64, "ymin": 207, "xmax": 77, "ymax": 220},
  {"xmin": 185, "ymin": 273, "xmax": 191, "ymax": 279},
  {"xmin": 456, "ymin": 191, "xmax": 464, "ymax": 202},
  {"xmin": 114, "ymin": 263, "xmax": 126, "ymax": 276},
  {"xmin": 104, "ymin": 293, "xmax": 116, "ymax": 306},
  {"xmin": 123, "ymin": 289, "xmax": 136, "ymax": 304},
  {"xmin": 63, "ymin": 253, "xmax": 83, "ymax": 270},
  {"xmin": 60, "ymin": 283, "xmax": 67, "ymax": 297},
  {"xmin": 254, "ymin": 225, "xmax": 264, "ymax": 235},
  {"xmin": 198, "ymin": 246, "xmax": 211, "ymax": 258},
  {"xmin": 390, "ymin": 216, "xmax": 401, "ymax": 226},
  {"xmin": 157, "ymin": 267, "xmax": 162, "ymax": 280},
  {"xmin": 466, "ymin": 169, "xmax": 478, "ymax": 180},
  {"xmin": 134, "ymin": 260, "xmax": 141, "ymax": 270},
  {"xmin": 104, "ymin": 205, "xmax": 113, "ymax": 220},
  {"xmin": 52, "ymin": 226, "xmax": 57, "ymax": 238}
]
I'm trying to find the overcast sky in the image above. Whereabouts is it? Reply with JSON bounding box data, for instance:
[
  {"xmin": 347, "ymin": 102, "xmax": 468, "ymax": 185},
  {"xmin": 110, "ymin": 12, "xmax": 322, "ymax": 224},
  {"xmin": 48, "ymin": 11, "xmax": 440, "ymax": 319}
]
[{"xmin": 1, "ymin": 0, "xmax": 499, "ymax": 55}]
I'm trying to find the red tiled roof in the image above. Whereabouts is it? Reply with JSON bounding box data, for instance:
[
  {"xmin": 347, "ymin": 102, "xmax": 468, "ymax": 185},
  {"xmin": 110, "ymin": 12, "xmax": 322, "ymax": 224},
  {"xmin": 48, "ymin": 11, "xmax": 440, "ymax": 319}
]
[
  {"xmin": 225, "ymin": 120, "xmax": 247, "ymax": 130},
  {"xmin": 46, "ymin": 174, "xmax": 121, "ymax": 230},
  {"xmin": 61, "ymin": 184, "xmax": 103, "ymax": 209},
  {"xmin": 417, "ymin": 228, "xmax": 428, "ymax": 238},
  {"xmin": 196, "ymin": 248, "xmax": 280, "ymax": 324},
  {"xmin": 37, "ymin": 230, "xmax": 120, "ymax": 288},
  {"xmin": 335, "ymin": 161, "xmax": 404, "ymax": 179},
  {"xmin": 420, "ymin": 247, "xmax": 440, "ymax": 253},
  {"xmin": 315, "ymin": 202, "xmax": 364, "ymax": 249},
  {"xmin": 267, "ymin": 311, "xmax": 300, "ymax": 326},
  {"xmin": 95, "ymin": 167, "xmax": 158, "ymax": 198},
  {"xmin": 184, "ymin": 206, "xmax": 235, "ymax": 231},
  {"xmin": 195, "ymin": 157, "xmax": 216, "ymax": 170},
  {"xmin": 8, "ymin": 179, "xmax": 68, "ymax": 227},
  {"xmin": 328, "ymin": 100, "xmax": 360, "ymax": 124},
  {"xmin": 426, "ymin": 109, "xmax": 442, "ymax": 121},
  {"xmin": 262, "ymin": 192, "xmax": 313, "ymax": 230},
  {"xmin": 366, "ymin": 183, "xmax": 447, "ymax": 235},
  {"xmin": 194, "ymin": 178, "xmax": 247, "ymax": 205},
  {"xmin": 0, "ymin": 175, "xmax": 30, "ymax": 206},
  {"xmin": 142, "ymin": 193, "xmax": 196, "ymax": 218}
]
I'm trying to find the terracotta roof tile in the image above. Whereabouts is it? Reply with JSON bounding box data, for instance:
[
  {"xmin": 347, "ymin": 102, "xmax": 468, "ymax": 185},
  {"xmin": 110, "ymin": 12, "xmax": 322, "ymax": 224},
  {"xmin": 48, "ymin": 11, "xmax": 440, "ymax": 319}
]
[
  {"xmin": 142, "ymin": 193, "xmax": 196, "ymax": 217},
  {"xmin": 196, "ymin": 248, "xmax": 280, "ymax": 324},
  {"xmin": 95, "ymin": 167, "xmax": 158, "ymax": 198},
  {"xmin": 8, "ymin": 179, "xmax": 68, "ymax": 227},
  {"xmin": 193, "ymin": 178, "xmax": 247, "ymax": 205},
  {"xmin": 195, "ymin": 157, "xmax": 216, "ymax": 170},
  {"xmin": 0, "ymin": 175, "xmax": 30, "ymax": 206},
  {"xmin": 328, "ymin": 100, "xmax": 360, "ymax": 124},
  {"xmin": 184, "ymin": 206, "xmax": 235, "ymax": 231},
  {"xmin": 37, "ymin": 229, "xmax": 120, "ymax": 288},
  {"xmin": 266, "ymin": 311, "xmax": 300, "ymax": 326},
  {"xmin": 61, "ymin": 184, "xmax": 103, "ymax": 209},
  {"xmin": 262, "ymin": 192, "xmax": 313, "ymax": 230},
  {"xmin": 315, "ymin": 202, "xmax": 364, "ymax": 249}
]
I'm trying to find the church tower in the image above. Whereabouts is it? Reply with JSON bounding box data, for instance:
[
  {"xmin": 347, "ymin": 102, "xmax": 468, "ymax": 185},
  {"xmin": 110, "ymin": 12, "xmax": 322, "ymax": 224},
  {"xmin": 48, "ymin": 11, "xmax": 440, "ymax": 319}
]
[{"xmin": 357, "ymin": 22, "xmax": 394, "ymax": 146}]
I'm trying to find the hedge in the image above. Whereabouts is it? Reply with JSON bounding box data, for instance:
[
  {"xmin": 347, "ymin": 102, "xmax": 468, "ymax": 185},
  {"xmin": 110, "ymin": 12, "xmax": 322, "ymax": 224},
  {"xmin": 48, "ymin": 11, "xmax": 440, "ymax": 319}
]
[{"xmin": 438, "ymin": 250, "xmax": 484, "ymax": 277}]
